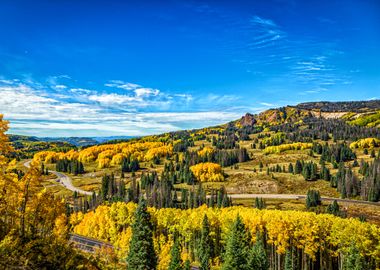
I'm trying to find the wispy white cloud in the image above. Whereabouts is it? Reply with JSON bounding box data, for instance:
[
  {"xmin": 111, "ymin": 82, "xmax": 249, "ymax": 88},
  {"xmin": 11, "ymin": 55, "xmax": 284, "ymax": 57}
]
[
  {"xmin": 54, "ymin": 84, "xmax": 67, "ymax": 89},
  {"xmin": 250, "ymin": 15, "xmax": 277, "ymax": 28},
  {"xmin": 88, "ymin": 93, "xmax": 141, "ymax": 105},
  {"xmin": 248, "ymin": 15, "xmax": 286, "ymax": 50},
  {"xmin": 104, "ymin": 80, "xmax": 141, "ymax": 90},
  {"xmin": 289, "ymin": 53, "xmax": 351, "ymax": 95},
  {"xmin": 70, "ymin": 88, "xmax": 92, "ymax": 94},
  {"xmin": 134, "ymin": 87, "xmax": 160, "ymax": 97},
  {"xmin": 259, "ymin": 102, "xmax": 275, "ymax": 107},
  {"xmin": 0, "ymin": 79, "xmax": 17, "ymax": 84},
  {"xmin": 214, "ymin": 7, "xmax": 351, "ymax": 94},
  {"xmin": 173, "ymin": 94, "xmax": 193, "ymax": 102},
  {"xmin": 299, "ymin": 87, "xmax": 328, "ymax": 95},
  {"xmin": 204, "ymin": 94, "xmax": 240, "ymax": 104}
]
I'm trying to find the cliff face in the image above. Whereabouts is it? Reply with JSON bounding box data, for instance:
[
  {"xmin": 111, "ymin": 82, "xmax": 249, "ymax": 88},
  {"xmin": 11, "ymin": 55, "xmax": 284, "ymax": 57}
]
[
  {"xmin": 239, "ymin": 113, "xmax": 256, "ymax": 127},
  {"xmin": 255, "ymin": 107, "xmax": 313, "ymax": 125},
  {"xmin": 236, "ymin": 107, "xmax": 312, "ymax": 127}
]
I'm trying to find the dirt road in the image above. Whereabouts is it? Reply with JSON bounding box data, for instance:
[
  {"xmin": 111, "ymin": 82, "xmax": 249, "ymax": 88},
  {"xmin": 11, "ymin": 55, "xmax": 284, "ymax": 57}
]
[{"xmin": 24, "ymin": 160, "xmax": 93, "ymax": 196}]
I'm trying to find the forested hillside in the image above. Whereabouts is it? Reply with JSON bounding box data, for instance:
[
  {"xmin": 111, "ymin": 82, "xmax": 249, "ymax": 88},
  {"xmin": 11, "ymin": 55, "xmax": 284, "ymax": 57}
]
[
  {"xmin": 294, "ymin": 100, "xmax": 380, "ymax": 112},
  {"xmin": 1, "ymin": 100, "xmax": 380, "ymax": 269}
]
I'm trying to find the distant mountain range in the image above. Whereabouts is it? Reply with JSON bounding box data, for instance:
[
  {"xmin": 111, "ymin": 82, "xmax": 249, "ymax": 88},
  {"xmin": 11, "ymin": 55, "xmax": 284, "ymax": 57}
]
[{"xmin": 9, "ymin": 135, "xmax": 136, "ymax": 147}]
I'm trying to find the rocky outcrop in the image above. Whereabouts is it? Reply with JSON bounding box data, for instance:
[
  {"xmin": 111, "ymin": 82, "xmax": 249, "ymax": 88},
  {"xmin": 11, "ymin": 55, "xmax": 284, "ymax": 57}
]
[{"xmin": 239, "ymin": 113, "xmax": 257, "ymax": 126}]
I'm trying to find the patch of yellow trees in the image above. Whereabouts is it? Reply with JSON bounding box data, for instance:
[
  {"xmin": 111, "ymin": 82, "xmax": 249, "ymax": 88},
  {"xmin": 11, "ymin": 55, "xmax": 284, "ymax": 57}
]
[
  {"xmin": 264, "ymin": 142, "xmax": 313, "ymax": 154},
  {"xmin": 0, "ymin": 114, "xmax": 97, "ymax": 268},
  {"xmin": 190, "ymin": 162, "xmax": 224, "ymax": 182},
  {"xmin": 33, "ymin": 141, "xmax": 173, "ymax": 168},
  {"xmin": 198, "ymin": 146, "xmax": 214, "ymax": 157},
  {"xmin": 71, "ymin": 202, "xmax": 380, "ymax": 267},
  {"xmin": 350, "ymin": 138, "xmax": 380, "ymax": 149}
]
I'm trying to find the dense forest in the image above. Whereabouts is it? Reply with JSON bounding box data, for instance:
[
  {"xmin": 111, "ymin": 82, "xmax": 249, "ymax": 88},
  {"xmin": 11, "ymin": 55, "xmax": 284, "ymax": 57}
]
[
  {"xmin": 72, "ymin": 199, "xmax": 380, "ymax": 270},
  {"xmin": 293, "ymin": 100, "xmax": 380, "ymax": 112},
  {"xmin": 1, "ymin": 100, "xmax": 380, "ymax": 269}
]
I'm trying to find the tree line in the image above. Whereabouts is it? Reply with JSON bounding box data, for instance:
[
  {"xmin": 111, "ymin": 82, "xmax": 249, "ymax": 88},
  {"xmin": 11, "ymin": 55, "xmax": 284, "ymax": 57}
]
[{"xmin": 55, "ymin": 158, "xmax": 85, "ymax": 175}]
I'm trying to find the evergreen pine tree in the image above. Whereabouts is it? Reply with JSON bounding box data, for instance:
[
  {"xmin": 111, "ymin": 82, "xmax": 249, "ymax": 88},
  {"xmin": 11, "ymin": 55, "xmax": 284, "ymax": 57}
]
[
  {"xmin": 199, "ymin": 215, "xmax": 212, "ymax": 270},
  {"xmin": 295, "ymin": 160, "xmax": 302, "ymax": 174},
  {"xmin": 254, "ymin": 197, "xmax": 266, "ymax": 209},
  {"xmin": 288, "ymin": 163, "xmax": 294, "ymax": 174},
  {"xmin": 126, "ymin": 199, "xmax": 157, "ymax": 270},
  {"xmin": 326, "ymin": 200, "xmax": 340, "ymax": 216},
  {"xmin": 222, "ymin": 215, "xmax": 251, "ymax": 270},
  {"xmin": 247, "ymin": 237, "xmax": 269, "ymax": 270},
  {"xmin": 168, "ymin": 238, "xmax": 182, "ymax": 270},
  {"xmin": 343, "ymin": 243, "xmax": 367, "ymax": 270}
]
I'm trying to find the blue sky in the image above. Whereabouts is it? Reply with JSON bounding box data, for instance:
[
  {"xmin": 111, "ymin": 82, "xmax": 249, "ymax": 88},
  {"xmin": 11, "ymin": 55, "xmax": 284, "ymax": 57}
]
[{"xmin": 0, "ymin": 0, "xmax": 379, "ymax": 137}]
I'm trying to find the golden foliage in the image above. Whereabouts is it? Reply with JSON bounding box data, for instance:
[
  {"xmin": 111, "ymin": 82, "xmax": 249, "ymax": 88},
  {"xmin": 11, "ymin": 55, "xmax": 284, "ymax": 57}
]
[
  {"xmin": 53, "ymin": 214, "xmax": 69, "ymax": 240},
  {"xmin": 110, "ymin": 153, "xmax": 126, "ymax": 166},
  {"xmin": 0, "ymin": 116, "xmax": 99, "ymax": 268},
  {"xmin": 145, "ymin": 144, "xmax": 173, "ymax": 161},
  {"xmin": 350, "ymin": 138, "xmax": 380, "ymax": 149},
  {"xmin": 0, "ymin": 114, "xmax": 68, "ymax": 242},
  {"xmin": 33, "ymin": 151, "xmax": 58, "ymax": 163},
  {"xmin": 198, "ymin": 146, "xmax": 214, "ymax": 157},
  {"xmin": 33, "ymin": 140, "xmax": 173, "ymax": 169},
  {"xmin": 0, "ymin": 114, "xmax": 12, "ymax": 155},
  {"xmin": 156, "ymin": 235, "xmax": 173, "ymax": 270},
  {"xmin": 73, "ymin": 203, "xmax": 380, "ymax": 264},
  {"xmin": 190, "ymin": 162, "xmax": 224, "ymax": 182},
  {"xmin": 264, "ymin": 142, "xmax": 313, "ymax": 154}
]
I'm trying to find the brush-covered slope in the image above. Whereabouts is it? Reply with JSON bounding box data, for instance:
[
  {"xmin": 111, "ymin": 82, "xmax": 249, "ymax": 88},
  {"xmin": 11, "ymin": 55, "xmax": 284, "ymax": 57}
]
[{"xmin": 237, "ymin": 100, "xmax": 380, "ymax": 128}]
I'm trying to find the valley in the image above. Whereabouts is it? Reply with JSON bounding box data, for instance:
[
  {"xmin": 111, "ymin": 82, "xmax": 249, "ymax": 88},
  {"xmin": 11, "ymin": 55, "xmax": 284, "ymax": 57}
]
[{"xmin": 2, "ymin": 100, "xmax": 380, "ymax": 269}]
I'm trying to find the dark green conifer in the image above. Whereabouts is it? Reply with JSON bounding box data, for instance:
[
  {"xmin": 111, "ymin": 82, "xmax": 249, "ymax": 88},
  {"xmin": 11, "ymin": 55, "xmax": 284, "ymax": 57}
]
[
  {"xmin": 199, "ymin": 215, "xmax": 212, "ymax": 270},
  {"xmin": 343, "ymin": 243, "xmax": 367, "ymax": 270},
  {"xmin": 168, "ymin": 238, "xmax": 182, "ymax": 270},
  {"xmin": 326, "ymin": 200, "xmax": 340, "ymax": 216},
  {"xmin": 126, "ymin": 199, "xmax": 157, "ymax": 270},
  {"xmin": 288, "ymin": 163, "xmax": 294, "ymax": 174},
  {"xmin": 247, "ymin": 237, "xmax": 269, "ymax": 270},
  {"xmin": 222, "ymin": 215, "xmax": 251, "ymax": 270}
]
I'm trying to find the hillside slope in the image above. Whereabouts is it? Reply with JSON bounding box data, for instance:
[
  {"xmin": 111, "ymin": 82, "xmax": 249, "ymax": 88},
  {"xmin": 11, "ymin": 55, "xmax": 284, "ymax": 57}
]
[{"xmin": 236, "ymin": 100, "xmax": 380, "ymax": 128}]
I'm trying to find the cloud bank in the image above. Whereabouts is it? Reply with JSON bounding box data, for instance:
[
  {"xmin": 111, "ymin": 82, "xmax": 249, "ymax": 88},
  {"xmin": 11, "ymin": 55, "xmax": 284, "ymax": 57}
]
[{"xmin": 0, "ymin": 77, "xmax": 247, "ymax": 137}]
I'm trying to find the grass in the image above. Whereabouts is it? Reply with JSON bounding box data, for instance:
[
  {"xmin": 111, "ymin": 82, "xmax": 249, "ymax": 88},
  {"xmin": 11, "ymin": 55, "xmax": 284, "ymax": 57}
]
[
  {"xmin": 218, "ymin": 148, "xmax": 340, "ymax": 197},
  {"xmin": 233, "ymin": 198, "xmax": 306, "ymax": 211}
]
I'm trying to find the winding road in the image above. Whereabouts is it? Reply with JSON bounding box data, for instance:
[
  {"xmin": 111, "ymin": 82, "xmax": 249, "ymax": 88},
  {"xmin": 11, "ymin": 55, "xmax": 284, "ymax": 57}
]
[
  {"xmin": 24, "ymin": 160, "xmax": 93, "ymax": 196},
  {"xmin": 70, "ymin": 233, "xmax": 113, "ymax": 253}
]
